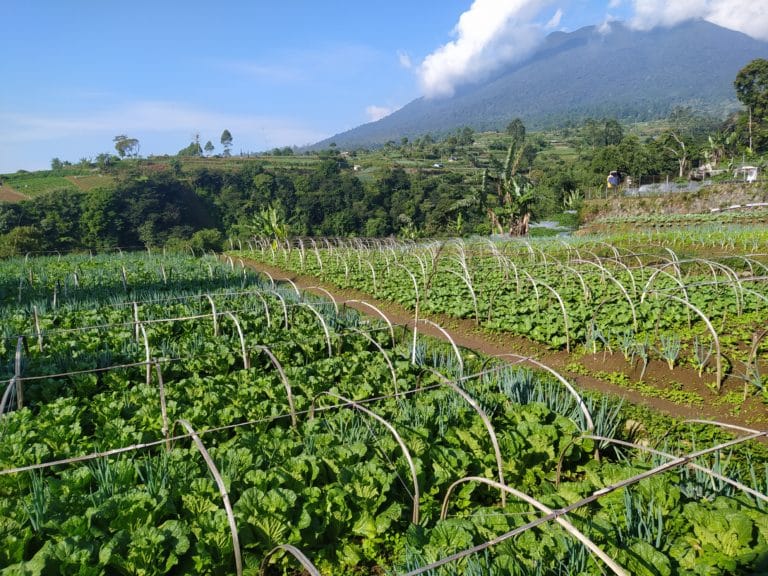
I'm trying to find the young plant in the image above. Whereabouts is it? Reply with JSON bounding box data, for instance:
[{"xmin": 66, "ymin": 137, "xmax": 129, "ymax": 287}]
[
  {"xmin": 618, "ymin": 330, "xmax": 636, "ymax": 363},
  {"xmin": 656, "ymin": 334, "xmax": 681, "ymax": 371},
  {"xmin": 634, "ymin": 336, "xmax": 650, "ymax": 381},
  {"xmin": 692, "ymin": 336, "xmax": 713, "ymax": 377},
  {"xmin": 585, "ymin": 320, "xmax": 609, "ymax": 355}
]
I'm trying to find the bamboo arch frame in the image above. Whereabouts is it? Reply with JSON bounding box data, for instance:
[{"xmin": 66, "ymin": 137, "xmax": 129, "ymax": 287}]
[
  {"xmin": 343, "ymin": 300, "xmax": 395, "ymax": 347},
  {"xmin": 0, "ymin": 336, "xmax": 27, "ymax": 414},
  {"xmin": 395, "ymin": 263, "xmax": 421, "ymax": 364},
  {"xmin": 297, "ymin": 302, "xmax": 333, "ymax": 358},
  {"xmin": 305, "ymin": 286, "xmax": 339, "ymax": 315},
  {"xmin": 429, "ymin": 369, "xmax": 507, "ymax": 506},
  {"xmin": 485, "ymin": 353, "xmax": 594, "ymax": 432},
  {"xmin": 644, "ymin": 292, "xmax": 723, "ymax": 390},
  {"xmin": 580, "ymin": 434, "xmax": 768, "ymax": 505},
  {"xmin": 573, "ymin": 259, "xmax": 638, "ymax": 332},
  {"xmin": 440, "ymin": 476, "xmax": 629, "ymax": 576},
  {"xmin": 172, "ymin": 419, "xmax": 243, "ymax": 576},
  {"xmin": 220, "ymin": 312, "xmax": 250, "ymax": 369},
  {"xmin": 265, "ymin": 290, "xmax": 289, "ymax": 327},
  {"xmin": 260, "ymin": 544, "xmax": 321, "ymax": 576},
  {"xmin": 309, "ymin": 391, "xmax": 420, "ymax": 523},
  {"xmin": 401, "ymin": 429, "xmax": 766, "ymax": 576},
  {"xmin": 252, "ymin": 345, "xmax": 298, "ymax": 428},
  {"xmin": 414, "ymin": 319, "xmax": 464, "ymax": 378},
  {"xmin": 348, "ymin": 327, "xmax": 398, "ymax": 393}
]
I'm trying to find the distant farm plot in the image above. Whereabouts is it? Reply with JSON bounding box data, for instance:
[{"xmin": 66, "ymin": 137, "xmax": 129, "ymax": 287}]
[
  {"xmin": 65, "ymin": 174, "xmax": 113, "ymax": 191},
  {"xmin": 0, "ymin": 171, "xmax": 114, "ymax": 202},
  {"xmin": 1, "ymin": 173, "xmax": 78, "ymax": 199}
]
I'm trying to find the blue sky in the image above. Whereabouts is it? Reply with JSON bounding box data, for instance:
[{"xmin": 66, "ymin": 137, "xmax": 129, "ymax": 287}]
[{"xmin": 2, "ymin": 0, "xmax": 765, "ymax": 173}]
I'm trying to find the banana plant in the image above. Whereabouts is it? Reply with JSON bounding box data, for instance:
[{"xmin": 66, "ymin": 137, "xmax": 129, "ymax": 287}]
[{"xmin": 479, "ymin": 135, "xmax": 536, "ymax": 236}]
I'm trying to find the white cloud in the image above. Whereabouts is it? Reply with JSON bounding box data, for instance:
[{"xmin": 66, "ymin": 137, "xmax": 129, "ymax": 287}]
[
  {"xmin": 546, "ymin": 8, "xmax": 563, "ymax": 29},
  {"xmin": 598, "ymin": 15, "xmax": 619, "ymax": 35},
  {"xmin": 398, "ymin": 50, "xmax": 413, "ymax": 69},
  {"xmin": 365, "ymin": 105, "xmax": 394, "ymax": 122},
  {"xmin": 608, "ymin": 0, "xmax": 623, "ymax": 8},
  {"xmin": 630, "ymin": 0, "xmax": 768, "ymax": 40},
  {"xmin": 418, "ymin": 0, "xmax": 558, "ymax": 98}
]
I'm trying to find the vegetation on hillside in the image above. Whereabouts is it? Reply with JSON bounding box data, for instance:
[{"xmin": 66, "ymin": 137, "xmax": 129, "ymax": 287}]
[{"xmin": 0, "ymin": 61, "xmax": 765, "ymax": 256}]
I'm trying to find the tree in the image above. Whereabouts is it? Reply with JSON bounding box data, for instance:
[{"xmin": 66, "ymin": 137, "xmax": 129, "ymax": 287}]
[
  {"xmin": 506, "ymin": 118, "xmax": 526, "ymax": 141},
  {"xmin": 113, "ymin": 135, "xmax": 140, "ymax": 158},
  {"xmin": 735, "ymin": 59, "xmax": 768, "ymax": 117},
  {"xmin": 50, "ymin": 158, "xmax": 63, "ymax": 171},
  {"xmin": 178, "ymin": 141, "xmax": 202, "ymax": 157},
  {"xmin": 734, "ymin": 58, "xmax": 768, "ymax": 152},
  {"xmin": 479, "ymin": 125, "xmax": 536, "ymax": 236},
  {"xmin": 220, "ymin": 129, "xmax": 233, "ymax": 157},
  {"xmin": 661, "ymin": 131, "xmax": 691, "ymax": 178},
  {"xmin": 204, "ymin": 141, "xmax": 215, "ymax": 156},
  {"xmin": 603, "ymin": 119, "xmax": 623, "ymax": 146}
]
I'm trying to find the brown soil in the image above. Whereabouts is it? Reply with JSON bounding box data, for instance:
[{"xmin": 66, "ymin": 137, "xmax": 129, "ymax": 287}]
[
  {"xmin": 240, "ymin": 258, "xmax": 768, "ymax": 433},
  {"xmin": 0, "ymin": 184, "xmax": 29, "ymax": 202}
]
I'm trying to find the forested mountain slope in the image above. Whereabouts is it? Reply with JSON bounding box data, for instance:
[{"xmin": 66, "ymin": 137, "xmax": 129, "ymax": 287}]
[{"xmin": 315, "ymin": 20, "xmax": 768, "ymax": 149}]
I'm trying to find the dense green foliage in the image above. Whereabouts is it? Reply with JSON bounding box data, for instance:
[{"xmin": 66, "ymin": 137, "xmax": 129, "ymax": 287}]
[
  {"xmin": 1, "ymin": 106, "xmax": 763, "ymax": 256},
  {"xmin": 0, "ymin": 253, "xmax": 766, "ymax": 574},
  {"xmin": 0, "ymin": 60, "xmax": 766, "ymax": 257}
]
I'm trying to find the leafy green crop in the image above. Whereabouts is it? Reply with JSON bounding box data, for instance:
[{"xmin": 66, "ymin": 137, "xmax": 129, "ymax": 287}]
[{"xmin": 0, "ymin": 252, "xmax": 765, "ymax": 574}]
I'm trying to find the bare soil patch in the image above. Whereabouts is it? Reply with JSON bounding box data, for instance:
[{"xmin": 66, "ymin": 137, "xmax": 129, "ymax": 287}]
[
  {"xmin": 241, "ymin": 258, "xmax": 767, "ymax": 432},
  {"xmin": 0, "ymin": 184, "xmax": 29, "ymax": 202}
]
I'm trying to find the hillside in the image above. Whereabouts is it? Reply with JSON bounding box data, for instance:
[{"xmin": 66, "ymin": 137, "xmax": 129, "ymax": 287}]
[{"xmin": 314, "ymin": 20, "xmax": 768, "ymax": 149}]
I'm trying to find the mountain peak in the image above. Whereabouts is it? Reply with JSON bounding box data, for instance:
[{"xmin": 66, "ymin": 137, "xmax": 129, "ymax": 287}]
[{"xmin": 313, "ymin": 20, "xmax": 767, "ymax": 150}]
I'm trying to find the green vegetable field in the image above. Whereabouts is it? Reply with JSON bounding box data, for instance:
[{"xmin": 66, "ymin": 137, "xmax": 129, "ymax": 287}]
[{"xmin": 0, "ymin": 250, "xmax": 766, "ymax": 575}]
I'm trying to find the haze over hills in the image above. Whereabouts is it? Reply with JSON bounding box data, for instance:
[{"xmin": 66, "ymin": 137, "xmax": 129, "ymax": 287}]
[{"xmin": 314, "ymin": 20, "xmax": 768, "ymax": 149}]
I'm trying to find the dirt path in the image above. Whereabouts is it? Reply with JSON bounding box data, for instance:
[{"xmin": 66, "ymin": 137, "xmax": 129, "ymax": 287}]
[{"xmin": 240, "ymin": 258, "xmax": 767, "ymax": 432}]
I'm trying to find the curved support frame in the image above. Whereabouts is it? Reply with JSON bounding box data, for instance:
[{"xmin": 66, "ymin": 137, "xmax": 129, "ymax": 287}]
[
  {"xmin": 173, "ymin": 419, "xmax": 243, "ymax": 576},
  {"xmin": 309, "ymin": 391, "xmax": 420, "ymax": 523},
  {"xmin": 415, "ymin": 319, "xmax": 464, "ymax": 378},
  {"xmin": 429, "ymin": 369, "xmax": 506, "ymax": 506},
  {"xmin": 536, "ymin": 280, "xmax": 572, "ymax": 353},
  {"xmin": 573, "ymin": 259, "xmax": 637, "ymax": 331},
  {"xmin": 221, "ymin": 312, "xmax": 250, "ymax": 369},
  {"xmin": 440, "ymin": 476, "xmax": 629, "ymax": 576},
  {"xmin": 260, "ymin": 544, "xmax": 321, "ymax": 576},
  {"xmin": 488, "ymin": 354, "xmax": 594, "ymax": 432},
  {"xmin": 138, "ymin": 323, "xmax": 152, "ymax": 386},
  {"xmin": 204, "ymin": 294, "xmax": 219, "ymax": 336},
  {"xmin": 343, "ymin": 300, "xmax": 395, "ymax": 347},
  {"xmin": 395, "ymin": 263, "xmax": 421, "ymax": 365},
  {"xmin": 645, "ymin": 292, "xmax": 722, "ymax": 390},
  {"xmin": 348, "ymin": 328, "xmax": 398, "ymax": 393},
  {"xmin": 298, "ymin": 302, "xmax": 333, "ymax": 358},
  {"xmin": 580, "ymin": 434, "xmax": 768, "ymax": 505},
  {"xmin": 306, "ymin": 286, "xmax": 339, "ymax": 315},
  {"xmin": 446, "ymin": 269, "xmax": 480, "ymax": 326},
  {"xmin": 252, "ymin": 345, "xmax": 298, "ymax": 428},
  {"xmin": 0, "ymin": 337, "xmax": 27, "ymax": 414},
  {"xmin": 402, "ymin": 430, "xmax": 765, "ymax": 576},
  {"xmin": 266, "ymin": 290, "xmax": 289, "ymax": 328}
]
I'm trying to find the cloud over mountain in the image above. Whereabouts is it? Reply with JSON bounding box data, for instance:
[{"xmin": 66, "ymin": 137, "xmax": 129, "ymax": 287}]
[
  {"xmin": 417, "ymin": 0, "xmax": 558, "ymax": 98},
  {"xmin": 630, "ymin": 0, "xmax": 768, "ymax": 40},
  {"xmin": 416, "ymin": 0, "xmax": 768, "ymax": 101}
]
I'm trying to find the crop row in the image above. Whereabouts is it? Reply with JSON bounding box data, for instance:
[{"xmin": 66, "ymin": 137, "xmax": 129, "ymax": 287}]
[
  {"xmin": 233, "ymin": 236, "xmax": 768, "ymax": 397},
  {"xmin": 595, "ymin": 208, "xmax": 768, "ymax": 227},
  {"xmin": 0, "ymin": 253, "xmax": 766, "ymax": 574}
]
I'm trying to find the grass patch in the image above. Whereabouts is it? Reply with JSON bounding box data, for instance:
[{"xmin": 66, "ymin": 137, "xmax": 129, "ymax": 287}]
[{"xmin": 3, "ymin": 173, "xmax": 79, "ymax": 197}]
